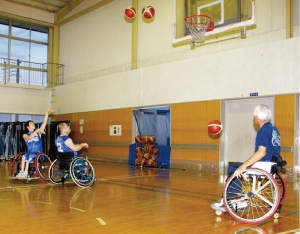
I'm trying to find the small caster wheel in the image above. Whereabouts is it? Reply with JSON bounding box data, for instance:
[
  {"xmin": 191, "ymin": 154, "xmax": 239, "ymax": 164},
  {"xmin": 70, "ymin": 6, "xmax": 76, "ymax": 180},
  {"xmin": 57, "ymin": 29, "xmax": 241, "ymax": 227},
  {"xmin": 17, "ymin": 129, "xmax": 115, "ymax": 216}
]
[
  {"xmin": 274, "ymin": 213, "xmax": 279, "ymax": 219},
  {"xmin": 215, "ymin": 210, "xmax": 222, "ymax": 216},
  {"xmin": 26, "ymin": 180, "xmax": 29, "ymax": 184}
]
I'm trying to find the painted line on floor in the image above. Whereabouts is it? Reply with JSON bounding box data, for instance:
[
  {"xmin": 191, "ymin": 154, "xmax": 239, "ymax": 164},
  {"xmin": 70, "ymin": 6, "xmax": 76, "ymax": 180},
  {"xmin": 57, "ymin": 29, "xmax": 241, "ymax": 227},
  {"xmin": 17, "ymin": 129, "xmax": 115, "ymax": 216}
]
[
  {"xmin": 96, "ymin": 218, "xmax": 106, "ymax": 225},
  {"xmin": 33, "ymin": 201, "xmax": 52, "ymax": 205},
  {"xmin": 70, "ymin": 207, "xmax": 86, "ymax": 212},
  {"xmin": 276, "ymin": 228, "xmax": 300, "ymax": 234}
]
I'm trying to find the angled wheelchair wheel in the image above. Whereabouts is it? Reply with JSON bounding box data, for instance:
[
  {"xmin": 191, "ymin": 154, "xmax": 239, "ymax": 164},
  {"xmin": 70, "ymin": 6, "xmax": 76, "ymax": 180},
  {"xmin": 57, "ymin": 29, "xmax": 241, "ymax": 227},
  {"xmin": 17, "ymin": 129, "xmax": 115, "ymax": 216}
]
[
  {"xmin": 10, "ymin": 152, "xmax": 25, "ymax": 177},
  {"xmin": 35, "ymin": 153, "xmax": 51, "ymax": 182},
  {"xmin": 275, "ymin": 173, "xmax": 286, "ymax": 203},
  {"xmin": 49, "ymin": 159, "xmax": 69, "ymax": 184},
  {"xmin": 223, "ymin": 168, "xmax": 280, "ymax": 224},
  {"xmin": 70, "ymin": 157, "xmax": 95, "ymax": 188}
]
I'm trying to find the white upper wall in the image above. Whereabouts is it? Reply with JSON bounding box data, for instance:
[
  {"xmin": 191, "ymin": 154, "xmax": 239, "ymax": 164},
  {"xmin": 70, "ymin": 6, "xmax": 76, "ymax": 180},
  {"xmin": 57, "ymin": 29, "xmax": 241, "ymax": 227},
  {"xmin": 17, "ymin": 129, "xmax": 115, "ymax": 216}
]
[
  {"xmin": 53, "ymin": 37, "xmax": 299, "ymax": 114},
  {"xmin": 0, "ymin": 84, "xmax": 51, "ymax": 115}
]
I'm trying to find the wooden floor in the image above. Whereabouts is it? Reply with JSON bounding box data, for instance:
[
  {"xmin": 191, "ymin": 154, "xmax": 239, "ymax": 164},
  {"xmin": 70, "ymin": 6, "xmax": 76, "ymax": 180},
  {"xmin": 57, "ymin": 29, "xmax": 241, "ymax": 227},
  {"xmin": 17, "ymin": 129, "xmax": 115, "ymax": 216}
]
[{"xmin": 0, "ymin": 161, "xmax": 299, "ymax": 234}]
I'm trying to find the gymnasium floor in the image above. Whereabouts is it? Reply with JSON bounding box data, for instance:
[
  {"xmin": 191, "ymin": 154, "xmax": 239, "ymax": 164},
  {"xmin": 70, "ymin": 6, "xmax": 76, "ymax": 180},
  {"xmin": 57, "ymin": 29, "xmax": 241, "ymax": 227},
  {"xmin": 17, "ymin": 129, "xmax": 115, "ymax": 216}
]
[{"xmin": 0, "ymin": 161, "xmax": 299, "ymax": 234}]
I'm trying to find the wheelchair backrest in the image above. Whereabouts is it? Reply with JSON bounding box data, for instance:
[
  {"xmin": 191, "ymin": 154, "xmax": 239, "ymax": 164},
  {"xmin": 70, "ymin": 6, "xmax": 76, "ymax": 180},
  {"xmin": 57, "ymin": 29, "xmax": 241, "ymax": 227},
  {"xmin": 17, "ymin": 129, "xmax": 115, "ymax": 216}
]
[{"xmin": 57, "ymin": 152, "xmax": 74, "ymax": 161}]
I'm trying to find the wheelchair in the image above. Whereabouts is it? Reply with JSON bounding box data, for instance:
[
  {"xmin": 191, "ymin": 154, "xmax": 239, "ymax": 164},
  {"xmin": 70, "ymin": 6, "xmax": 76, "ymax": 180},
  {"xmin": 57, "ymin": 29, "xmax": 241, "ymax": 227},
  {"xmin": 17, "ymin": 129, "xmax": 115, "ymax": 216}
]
[
  {"xmin": 212, "ymin": 157, "xmax": 287, "ymax": 224},
  {"xmin": 48, "ymin": 152, "xmax": 95, "ymax": 188},
  {"xmin": 10, "ymin": 152, "xmax": 52, "ymax": 183}
]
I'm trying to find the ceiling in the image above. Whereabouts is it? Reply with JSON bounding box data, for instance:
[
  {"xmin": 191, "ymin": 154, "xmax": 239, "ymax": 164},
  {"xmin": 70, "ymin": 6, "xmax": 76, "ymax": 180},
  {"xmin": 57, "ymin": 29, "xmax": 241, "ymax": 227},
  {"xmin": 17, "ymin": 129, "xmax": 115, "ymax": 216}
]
[{"xmin": 3, "ymin": 0, "xmax": 73, "ymax": 13}]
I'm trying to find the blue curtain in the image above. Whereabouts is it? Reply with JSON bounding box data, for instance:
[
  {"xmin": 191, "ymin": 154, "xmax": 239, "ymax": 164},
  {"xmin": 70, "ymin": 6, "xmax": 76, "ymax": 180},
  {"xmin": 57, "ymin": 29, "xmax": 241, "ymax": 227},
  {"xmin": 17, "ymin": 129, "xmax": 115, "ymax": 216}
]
[{"xmin": 133, "ymin": 106, "xmax": 170, "ymax": 146}]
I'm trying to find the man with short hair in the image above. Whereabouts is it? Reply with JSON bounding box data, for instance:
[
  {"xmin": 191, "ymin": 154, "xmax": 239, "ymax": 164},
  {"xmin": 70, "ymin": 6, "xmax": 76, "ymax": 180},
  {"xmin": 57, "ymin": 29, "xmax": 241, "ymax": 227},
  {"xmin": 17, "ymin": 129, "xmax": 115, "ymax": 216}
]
[
  {"xmin": 55, "ymin": 123, "xmax": 88, "ymax": 156},
  {"xmin": 212, "ymin": 104, "xmax": 281, "ymax": 211}
]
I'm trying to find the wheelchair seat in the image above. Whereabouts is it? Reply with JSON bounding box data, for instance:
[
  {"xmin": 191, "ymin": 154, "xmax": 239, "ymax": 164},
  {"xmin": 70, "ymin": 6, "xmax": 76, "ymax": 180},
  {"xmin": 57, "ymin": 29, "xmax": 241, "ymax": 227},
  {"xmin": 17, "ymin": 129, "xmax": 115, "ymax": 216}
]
[{"xmin": 57, "ymin": 152, "xmax": 74, "ymax": 170}]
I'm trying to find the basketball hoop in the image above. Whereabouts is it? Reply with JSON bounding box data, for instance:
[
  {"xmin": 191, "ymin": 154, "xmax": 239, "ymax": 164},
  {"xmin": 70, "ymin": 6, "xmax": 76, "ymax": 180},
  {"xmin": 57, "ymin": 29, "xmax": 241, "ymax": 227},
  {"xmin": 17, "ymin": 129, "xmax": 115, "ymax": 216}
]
[{"xmin": 184, "ymin": 15, "xmax": 212, "ymax": 47}]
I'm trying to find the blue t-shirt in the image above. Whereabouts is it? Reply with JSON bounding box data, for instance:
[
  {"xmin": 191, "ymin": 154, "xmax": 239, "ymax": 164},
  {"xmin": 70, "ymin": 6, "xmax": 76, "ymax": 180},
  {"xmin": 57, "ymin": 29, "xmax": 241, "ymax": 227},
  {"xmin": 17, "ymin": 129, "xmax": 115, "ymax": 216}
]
[
  {"xmin": 25, "ymin": 131, "xmax": 43, "ymax": 153},
  {"xmin": 255, "ymin": 122, "xmax": 281, "ymax": 162},
  {"xmin": 55, "ymin": 135, "xmax": 78, "ymax": 157}
]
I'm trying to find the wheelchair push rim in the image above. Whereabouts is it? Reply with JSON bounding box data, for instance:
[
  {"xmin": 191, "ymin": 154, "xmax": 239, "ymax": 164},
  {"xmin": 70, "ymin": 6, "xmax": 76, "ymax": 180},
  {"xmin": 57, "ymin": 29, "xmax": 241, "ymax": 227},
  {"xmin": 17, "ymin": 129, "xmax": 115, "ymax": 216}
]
[
  {"xmin": 223, "ymin": 168, "xmax": 281, "ymax": 224},
  {"xmin": 35, "ymin": 153, "xmax": 52, "ymax": 182},
  {"xmin": 70, "ymin": 157, "xmax": 95, "ymax": 188},
  {"xmin": 49, "ymin": 159, "xmax": 70, "ymax": 184}
]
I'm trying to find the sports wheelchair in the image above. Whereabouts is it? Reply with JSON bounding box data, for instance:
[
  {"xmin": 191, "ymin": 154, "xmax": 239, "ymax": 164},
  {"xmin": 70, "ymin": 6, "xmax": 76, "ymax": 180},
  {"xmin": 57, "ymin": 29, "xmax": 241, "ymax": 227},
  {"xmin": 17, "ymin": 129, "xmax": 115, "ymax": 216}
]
[
  {"xmin": 212, "ymin": 157, "xmax": 287, "ymax": 224},
  {"xmin": 48, "ymin": 152, "xmax": 95, "ymax": 188},
  {"xmin": 10, "ymin": 152, "xmax": 52, "ymax": 183}
]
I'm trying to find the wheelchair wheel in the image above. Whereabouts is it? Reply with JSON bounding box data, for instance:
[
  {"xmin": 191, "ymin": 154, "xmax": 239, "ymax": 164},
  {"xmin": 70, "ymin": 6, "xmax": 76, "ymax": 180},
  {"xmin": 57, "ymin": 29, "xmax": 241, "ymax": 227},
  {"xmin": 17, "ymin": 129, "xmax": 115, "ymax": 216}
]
[
  {"xmin": 223, "ymin": 168, "xmax": 281, "ymax": 224},
  {"xmin": 275, "ymin": 173, "xmax": 286, "ymax": 203},
  {"xmin": 35, "ymin": 153, "xmax": 51, "ymax": 182},
  {"xmin": 70, "ymin": 157, "xmax": 95, "ymax": 188},
  {"xmin": 10, "ymin": 152, "xmax": 25, "ymax": 177},
  {"xmin": 49, "ymin": 159, "xmax": 69, "ymax": 184}
]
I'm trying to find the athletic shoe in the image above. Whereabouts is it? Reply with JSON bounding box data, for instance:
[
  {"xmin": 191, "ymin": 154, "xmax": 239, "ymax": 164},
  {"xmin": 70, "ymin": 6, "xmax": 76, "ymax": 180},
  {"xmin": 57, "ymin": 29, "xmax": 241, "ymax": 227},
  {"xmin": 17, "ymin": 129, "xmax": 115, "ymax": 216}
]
[
  {"xmin": 211, "ymin": 199, "xmax": 226, "ymax": 212},
  {"xmin": 22, "ymin": 171, "xmax": 28, "ymax": 178},
  {"xmin": 16, "ymin": 171, "xmax": 25, "ymax": 177}
]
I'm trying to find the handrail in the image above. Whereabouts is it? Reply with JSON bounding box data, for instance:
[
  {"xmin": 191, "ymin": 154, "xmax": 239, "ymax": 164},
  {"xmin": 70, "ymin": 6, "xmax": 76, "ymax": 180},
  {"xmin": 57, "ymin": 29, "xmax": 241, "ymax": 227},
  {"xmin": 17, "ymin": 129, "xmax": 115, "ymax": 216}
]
[{"xmin": 0, "ymin": 57, "xmax": 65, "ymax": 87}]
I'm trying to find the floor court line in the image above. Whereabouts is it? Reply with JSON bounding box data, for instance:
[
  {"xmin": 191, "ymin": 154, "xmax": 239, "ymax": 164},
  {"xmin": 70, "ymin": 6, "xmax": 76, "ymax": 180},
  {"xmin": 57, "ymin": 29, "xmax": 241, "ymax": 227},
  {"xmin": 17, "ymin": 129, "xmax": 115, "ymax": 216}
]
[{"xmin": 96, "ymin": 218, "xmax": 106, "ymax": 225}]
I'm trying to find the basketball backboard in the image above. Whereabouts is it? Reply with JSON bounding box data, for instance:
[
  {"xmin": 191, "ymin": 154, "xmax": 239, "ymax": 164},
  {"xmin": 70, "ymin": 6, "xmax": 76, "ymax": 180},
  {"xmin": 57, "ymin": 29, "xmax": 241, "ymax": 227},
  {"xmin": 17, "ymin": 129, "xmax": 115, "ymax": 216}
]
[{"xmin": 173, "ymin": 0, "xmax": 256, "ymax": 45}]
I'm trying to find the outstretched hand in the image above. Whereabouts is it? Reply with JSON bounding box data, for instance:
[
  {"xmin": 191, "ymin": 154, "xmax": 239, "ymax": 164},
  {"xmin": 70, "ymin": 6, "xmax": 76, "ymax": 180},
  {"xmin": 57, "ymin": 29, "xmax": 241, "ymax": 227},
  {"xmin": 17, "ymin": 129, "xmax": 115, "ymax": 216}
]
[{"xmin": 46, "ymin": 107, "xmax": 55, "ymax": 114}]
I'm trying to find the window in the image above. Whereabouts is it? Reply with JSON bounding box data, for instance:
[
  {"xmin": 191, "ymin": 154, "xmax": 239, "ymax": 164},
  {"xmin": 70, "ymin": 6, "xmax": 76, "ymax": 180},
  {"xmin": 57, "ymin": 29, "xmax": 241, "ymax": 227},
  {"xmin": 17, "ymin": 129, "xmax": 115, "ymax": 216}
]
[{"xmin": 0, "ymin": 17, "xmax": 49, "ymax": 86}]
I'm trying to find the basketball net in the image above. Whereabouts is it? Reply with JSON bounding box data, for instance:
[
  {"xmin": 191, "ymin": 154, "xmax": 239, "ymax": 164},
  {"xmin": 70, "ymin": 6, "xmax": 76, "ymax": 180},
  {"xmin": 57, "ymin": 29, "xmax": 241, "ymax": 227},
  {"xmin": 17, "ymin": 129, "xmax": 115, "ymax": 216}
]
[{"xmin": 184, "ymin": 15, "xmax": 211, "ymax": 46}]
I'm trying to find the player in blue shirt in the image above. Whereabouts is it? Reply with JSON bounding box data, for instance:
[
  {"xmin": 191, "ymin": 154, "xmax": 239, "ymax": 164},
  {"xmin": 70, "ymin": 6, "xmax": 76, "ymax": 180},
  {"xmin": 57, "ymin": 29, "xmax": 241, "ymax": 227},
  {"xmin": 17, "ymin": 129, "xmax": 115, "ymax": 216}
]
[
  {"xmin": 16, "ymin": 108, "xmax": 54, "ymax": 178},
  {"xmin": 55, "ymin": 123, "xmax": 88, "ymax": 155},
  {"xmin": 212, "ymin": 104, "xmax": 281, "ymax": 212}
]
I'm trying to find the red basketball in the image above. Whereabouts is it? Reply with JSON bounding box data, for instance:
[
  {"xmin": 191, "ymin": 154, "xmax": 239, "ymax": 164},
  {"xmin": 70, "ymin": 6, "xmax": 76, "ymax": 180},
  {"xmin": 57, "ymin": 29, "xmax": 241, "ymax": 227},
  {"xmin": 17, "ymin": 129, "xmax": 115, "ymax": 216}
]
[
  {"xmin": 135, "ymin": 135, "xmax": 143, "ymax": 144},
  {"xmin": 142, "ymin": 135, "xmax": 150, "ymax": 144},
  {"xmin": 152, "ymin": 148, "xmax": 158, "ymax": 155},
  {"xmin": 144, "ymin": 153, "xmax": 151, "ymax": 160},
  {"xmin": 142, "ymin": 145, "xmax": 152, "ymax": 153},
  {"xmin": 135, "ymin": 147, "xmax": 142, "ymax": 153},
  {"xmin": 137, "ymin": 151, "xmax": 143, "ymax": 158},
  {"xmin": 135, "ymin": 158, "xmax": 141, "ymax": 165},
  {"xmin": 124, "ymin": 6, "xmax": 136, "ymax": 19},
  {"xmin": 152, "ymin": 160, "xmax": 158, "ymax": 167},
  {"xmin": 149, "ymin": 136, "xmax": 155, "ymax": 143},
  {"xmin": 145, "ymin": 159, "xmax": 153, "ymax": 166},
  {"xmin": 150, "ymin": 154, "xmax": 157, "ymax": 160},
  {"xmin": 208, "ymin": 120, "xmax": 223, "ymax": 135},
  {"xmin": 140, "ymin": 158, "xmax": 146, "ymax": 165},
  {"xmin": 142, "ymin": 5, "xmax": 155, "ymax": 19}
]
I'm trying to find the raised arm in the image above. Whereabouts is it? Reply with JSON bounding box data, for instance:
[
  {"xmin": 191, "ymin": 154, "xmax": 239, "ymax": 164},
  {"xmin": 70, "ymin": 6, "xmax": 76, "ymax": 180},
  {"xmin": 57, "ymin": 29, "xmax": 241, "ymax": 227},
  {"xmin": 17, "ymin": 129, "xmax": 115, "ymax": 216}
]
[{"xmin": 40, "ymin": 108, "xmax": 54, "ymax": 131}]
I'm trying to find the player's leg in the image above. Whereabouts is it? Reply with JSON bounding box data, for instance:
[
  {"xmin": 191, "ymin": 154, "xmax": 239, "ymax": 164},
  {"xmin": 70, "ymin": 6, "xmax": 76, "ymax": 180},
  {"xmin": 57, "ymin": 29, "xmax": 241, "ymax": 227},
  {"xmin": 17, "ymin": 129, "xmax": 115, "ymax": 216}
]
[
  {"xmin": 16, "ymin": 154, "xmax": 27, "ymax": 177},
  {"xmin": 211, "ymin": 163, "xmax": 243, "ymax": 212}
]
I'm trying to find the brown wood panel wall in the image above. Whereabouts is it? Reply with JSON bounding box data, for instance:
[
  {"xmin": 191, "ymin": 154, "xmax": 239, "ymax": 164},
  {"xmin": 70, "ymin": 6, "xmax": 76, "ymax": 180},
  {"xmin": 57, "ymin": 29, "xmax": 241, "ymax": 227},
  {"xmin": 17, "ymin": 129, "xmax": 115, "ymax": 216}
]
[
  {"xmin": 171, "ymin": 100, "xmax": 220, "ymax": 162},
  {"xmin": 52, "ymin": 108, "xmax": 133, "ymax": 157},
  {"xmin": 275, "ymin": 94, "xmax": 295, "ymax": 166}
]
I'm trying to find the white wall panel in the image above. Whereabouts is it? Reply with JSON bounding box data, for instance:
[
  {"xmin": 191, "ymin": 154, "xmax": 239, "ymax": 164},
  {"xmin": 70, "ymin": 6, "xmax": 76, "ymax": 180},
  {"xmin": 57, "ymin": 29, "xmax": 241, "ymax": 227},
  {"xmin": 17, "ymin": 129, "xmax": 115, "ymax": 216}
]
[
  {"xmin": 53, "ymin": 38, "xmax": 299, "ymax": 114},
  {"xmin": 0, "ymin": 85, "xmax": 51, "ymax": 115}
]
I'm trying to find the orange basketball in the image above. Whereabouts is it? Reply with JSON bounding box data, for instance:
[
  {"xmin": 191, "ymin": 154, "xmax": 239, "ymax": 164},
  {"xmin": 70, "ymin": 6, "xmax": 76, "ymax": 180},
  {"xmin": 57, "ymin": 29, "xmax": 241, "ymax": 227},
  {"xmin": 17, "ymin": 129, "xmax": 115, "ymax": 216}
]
[
  {"xmin": 208, "ymin": 120, "xmax": 223, "ymax": 135},
  {"xmin": 144, "ymin": 153, "xmax": 151, "ymax": 160},
  {"xmin": 124, "ymin": 6, "xmax": 136, "ymax": 19},
  {"xmin": 142, "ymin": 5, "xmax": 155, "ymax": 19},
  {"xmin": 135, "ymin": 147, "xmax": 142, "ymax": 153},
  {"xmin": 135, "ymin": 158, "xmax": 141, "ymax": 165},
  {"xmin": 152, "ymin": 148, "xmax": 158, "ymax": 155},
  {"xmin": 136, "ymin": 151, "xmax": 143, "ymax": 158},
  {"xmin": 142, "ymin": 135, "xmax": 150, "ymax": 144},
  {"xmin": 149, "ymin": 136, "xmax": 155, "ymax": 143},
  {"xmin": 135, "ymin": 135, "xmax": 143, "ymax": 144}
]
